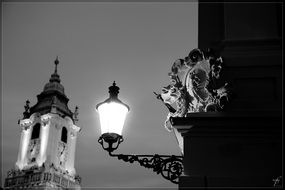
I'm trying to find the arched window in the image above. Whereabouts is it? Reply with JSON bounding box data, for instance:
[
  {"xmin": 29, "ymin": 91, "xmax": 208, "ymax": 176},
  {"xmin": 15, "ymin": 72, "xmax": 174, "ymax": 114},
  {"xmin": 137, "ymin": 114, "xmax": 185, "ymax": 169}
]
[
  {"xmin": 61, "ymin": 127, "xmax": 68, "ymax": 143},
  {"xmin": 31, "ymin": 123, "xmax": 41, "ymax": 139}
]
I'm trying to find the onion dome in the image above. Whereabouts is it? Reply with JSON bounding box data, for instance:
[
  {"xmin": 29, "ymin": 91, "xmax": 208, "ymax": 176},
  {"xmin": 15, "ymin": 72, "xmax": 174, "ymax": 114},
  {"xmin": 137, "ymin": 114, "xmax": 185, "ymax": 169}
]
[{"xmin": 29, "ymin": 57, "xmax": 74, "ymax": 119}]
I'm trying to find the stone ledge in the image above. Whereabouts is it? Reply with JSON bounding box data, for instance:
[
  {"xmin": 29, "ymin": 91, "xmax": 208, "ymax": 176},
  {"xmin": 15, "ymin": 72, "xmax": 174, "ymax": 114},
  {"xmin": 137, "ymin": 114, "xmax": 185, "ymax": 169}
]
[{"xmin": 171, "ymin": 111, "xmax": 282, "ymax": 137}]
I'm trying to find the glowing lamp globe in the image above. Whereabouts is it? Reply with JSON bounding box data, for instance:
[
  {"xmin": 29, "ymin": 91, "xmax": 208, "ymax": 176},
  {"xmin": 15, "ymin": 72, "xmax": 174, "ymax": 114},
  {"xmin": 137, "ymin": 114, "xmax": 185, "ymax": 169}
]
[{"xmin": 96, "ymin": 82, "xmax": 130, "ymax": 138}]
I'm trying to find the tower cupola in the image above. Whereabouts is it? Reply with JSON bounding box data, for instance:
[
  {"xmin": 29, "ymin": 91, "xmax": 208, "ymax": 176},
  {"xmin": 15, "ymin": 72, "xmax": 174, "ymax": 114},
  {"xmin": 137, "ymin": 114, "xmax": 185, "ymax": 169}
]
[{"xmin": 29, "ymin": 57, "xmax": 73, "ymax": 119}]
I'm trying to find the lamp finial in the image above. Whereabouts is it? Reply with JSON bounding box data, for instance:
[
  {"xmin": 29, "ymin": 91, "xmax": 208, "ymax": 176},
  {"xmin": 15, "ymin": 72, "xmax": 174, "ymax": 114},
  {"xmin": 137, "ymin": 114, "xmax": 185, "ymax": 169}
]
[{"xmin": 109, "ymin": 81, "xmax": 120, "ymax": 98}]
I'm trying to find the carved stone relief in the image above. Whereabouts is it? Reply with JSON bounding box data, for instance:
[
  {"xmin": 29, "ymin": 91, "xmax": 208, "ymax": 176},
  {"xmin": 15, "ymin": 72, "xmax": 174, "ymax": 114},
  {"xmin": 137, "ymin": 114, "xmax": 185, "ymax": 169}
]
[{"xmin": 157, "ymin": 48, "xmax": 231, "ymax": 131}]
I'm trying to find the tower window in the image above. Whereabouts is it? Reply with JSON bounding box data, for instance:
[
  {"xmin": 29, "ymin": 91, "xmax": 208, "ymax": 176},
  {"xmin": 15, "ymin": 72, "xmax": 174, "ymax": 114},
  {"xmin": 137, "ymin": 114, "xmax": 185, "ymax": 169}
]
[
  {"xmin": 31, "ymin": 123, "xmax": 41, "ymax": 139},
  {"xmin": 61, "ymin": 127, "xmax": 68, "ymax": 143}
]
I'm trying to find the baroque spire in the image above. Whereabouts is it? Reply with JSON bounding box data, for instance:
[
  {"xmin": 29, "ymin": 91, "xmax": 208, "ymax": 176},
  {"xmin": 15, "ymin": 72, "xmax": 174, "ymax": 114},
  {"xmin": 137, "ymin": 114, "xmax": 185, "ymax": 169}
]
[
  {"xmin": 49, "ymin": 56, "xmax": 61, "ymax": 83},
  {"xmin": 54, "ymin": 56, "xmax": 59, "ymax": 74},
  {"xmin": 29, "ymin": 57, "xmax": 73, "ymax": 119}
]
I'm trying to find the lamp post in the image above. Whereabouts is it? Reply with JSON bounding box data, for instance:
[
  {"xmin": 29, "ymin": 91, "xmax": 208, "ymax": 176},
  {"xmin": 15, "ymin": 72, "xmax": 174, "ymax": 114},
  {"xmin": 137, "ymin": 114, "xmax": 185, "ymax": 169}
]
[{"xmin": 96, "ymin": 81, "xmax": 183, "ymax": 184}]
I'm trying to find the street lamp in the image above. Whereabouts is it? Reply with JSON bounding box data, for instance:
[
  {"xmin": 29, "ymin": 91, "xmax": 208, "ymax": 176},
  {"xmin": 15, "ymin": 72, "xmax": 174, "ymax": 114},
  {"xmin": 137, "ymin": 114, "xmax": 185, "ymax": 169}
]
[
  {"xmin": 96, "ymin": 81, "xmax": 129, "ymax": 153},
  {"xmin": 96, "ymin": 81, "xmax": 183, "ymax": 184}
]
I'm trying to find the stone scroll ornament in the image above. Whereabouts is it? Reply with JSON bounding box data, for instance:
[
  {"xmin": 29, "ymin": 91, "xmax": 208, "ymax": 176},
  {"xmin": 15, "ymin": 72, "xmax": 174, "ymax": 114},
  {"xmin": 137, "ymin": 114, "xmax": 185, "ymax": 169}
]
[{"xmin": 158, "ymin": 48, "xmax": 231, "ymax": 131}]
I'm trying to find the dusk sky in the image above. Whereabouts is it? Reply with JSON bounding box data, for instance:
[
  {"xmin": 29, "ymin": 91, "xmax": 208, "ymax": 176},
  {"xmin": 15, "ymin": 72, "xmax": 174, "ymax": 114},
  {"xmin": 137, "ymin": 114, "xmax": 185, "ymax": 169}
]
[{"xmin": 2, "ymin": 2, "xmax": 198, "ymax": 188}]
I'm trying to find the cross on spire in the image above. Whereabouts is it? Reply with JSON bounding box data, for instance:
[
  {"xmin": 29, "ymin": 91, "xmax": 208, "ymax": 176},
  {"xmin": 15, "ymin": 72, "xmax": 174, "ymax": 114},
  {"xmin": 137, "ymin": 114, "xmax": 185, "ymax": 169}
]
[{"xmin": 54, "ymin": 56, "xmax": 59, "ymax": 74}]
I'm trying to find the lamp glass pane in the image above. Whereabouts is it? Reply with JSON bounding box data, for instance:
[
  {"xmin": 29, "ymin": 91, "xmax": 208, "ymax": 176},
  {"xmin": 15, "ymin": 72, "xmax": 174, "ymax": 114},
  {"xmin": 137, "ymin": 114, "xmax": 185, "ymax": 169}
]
[{"xmin": 97, "ymin": 102, "xmax": 128, "ymax": 135}]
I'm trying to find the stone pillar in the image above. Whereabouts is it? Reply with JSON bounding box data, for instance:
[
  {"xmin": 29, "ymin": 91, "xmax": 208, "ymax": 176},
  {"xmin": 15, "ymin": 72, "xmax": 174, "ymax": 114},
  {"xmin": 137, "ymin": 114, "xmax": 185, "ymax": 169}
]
[
  {"xmin": 198, "ymin": 2, "xmax": 282, "ymax": 112},
  {"xmin": 38, "ymin": 116, "xmax": 50, "ymax": 167},
  {"xmin": 174, "ymin": 2, "xmax": 283, "ymax": 187},
  {"xmin": 16, "ymin": 119, "xmax": 32, "ymax": 170},
  {"xmin": 172, "ymin": 112, "xmax": 282, "ymax": 188}
]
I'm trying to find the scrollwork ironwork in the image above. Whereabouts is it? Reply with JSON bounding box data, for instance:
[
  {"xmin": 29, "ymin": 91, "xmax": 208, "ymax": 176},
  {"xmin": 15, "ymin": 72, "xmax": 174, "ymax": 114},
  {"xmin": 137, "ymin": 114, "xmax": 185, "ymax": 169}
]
[
  {"xmin": 110, "ymin": 153, "xmax": 183, "ymax": 184},
  {"xmin": 98, "ymin": 133, "xmax": 183, "ymax": 184}
]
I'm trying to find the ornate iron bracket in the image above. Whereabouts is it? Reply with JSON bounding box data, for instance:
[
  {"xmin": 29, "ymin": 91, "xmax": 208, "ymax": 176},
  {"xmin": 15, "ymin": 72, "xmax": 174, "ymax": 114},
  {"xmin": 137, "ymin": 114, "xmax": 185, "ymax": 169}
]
[
  {"xmin": 98, "ymin": 133, "xmax": 183, "ymax": 184},
  {"xmin": 110, "ymin": 153, "xmax": 183, "ymax": 184}
]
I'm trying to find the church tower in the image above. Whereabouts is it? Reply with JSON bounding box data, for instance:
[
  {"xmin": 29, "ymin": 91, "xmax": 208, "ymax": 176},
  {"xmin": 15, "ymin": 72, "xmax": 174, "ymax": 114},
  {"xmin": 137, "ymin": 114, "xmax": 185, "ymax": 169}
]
[{"xmin": 4, "ymin": 58, "xmax": 81, "ymax": 190}]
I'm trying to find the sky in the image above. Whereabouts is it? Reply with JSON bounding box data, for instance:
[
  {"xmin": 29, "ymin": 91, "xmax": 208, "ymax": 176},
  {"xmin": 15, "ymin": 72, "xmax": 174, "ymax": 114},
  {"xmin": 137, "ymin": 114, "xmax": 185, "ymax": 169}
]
[{"xmin": 1, "ymin": 2, "xmax": 198, "ymax": 188}]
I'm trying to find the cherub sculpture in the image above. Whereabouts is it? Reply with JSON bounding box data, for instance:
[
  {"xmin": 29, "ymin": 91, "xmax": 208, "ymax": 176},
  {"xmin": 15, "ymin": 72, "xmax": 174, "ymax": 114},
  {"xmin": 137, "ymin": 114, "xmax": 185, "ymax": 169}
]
[{"xmin": 157, "ymin": 48, "xmax": 231, "ymax": 131}]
